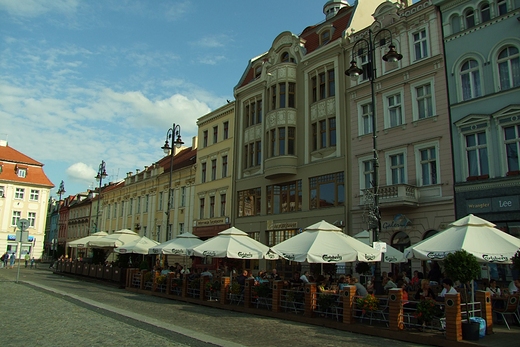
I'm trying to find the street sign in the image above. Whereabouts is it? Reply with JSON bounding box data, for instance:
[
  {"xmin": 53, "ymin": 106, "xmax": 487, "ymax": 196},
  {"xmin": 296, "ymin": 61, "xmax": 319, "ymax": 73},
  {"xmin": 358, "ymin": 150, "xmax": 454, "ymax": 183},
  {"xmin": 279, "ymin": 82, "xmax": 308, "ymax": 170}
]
[{"xmin": 16, "ymin": 218, "xmax": 29, "ymax": 231}]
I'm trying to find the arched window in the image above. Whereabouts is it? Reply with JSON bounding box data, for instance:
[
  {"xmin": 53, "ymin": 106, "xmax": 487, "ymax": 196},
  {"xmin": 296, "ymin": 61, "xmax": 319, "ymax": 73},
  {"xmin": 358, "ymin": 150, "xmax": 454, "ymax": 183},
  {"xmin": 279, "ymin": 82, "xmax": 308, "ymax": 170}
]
[
  {"xmin": 450, "ymin": 14, "xmax": 461, "ymax": 34},
  {"xmin": 465, "ymin": 9, "xmax": 475, "ymax": 29},
  {"xmin": 498, "ymin": 46, "xmax": 520, "ymax": 90},
  {"xmin": 321, "ymin": 30, "xmax": 330, "ymax": 45},
  {"xmin": 281, "ymin": 52, "xmax": 290, "ymax": 63},
  {"xmin": 497, "ymin": 0, "xmax": 507, "ymax": 16},
  {"xmin": 391, "ymin": 231, "xmax": 410, "ymax": 252},
  {"xmin": 480, "ymin": 3, "xmax": 490, "ymax": 22},
  {"xmin": 423, "ymin": 229, "xmax": 439, "ymax": 240},
  {"xmin": 460, "ymin": 59, "xmax": 481, "ymax": 100}
]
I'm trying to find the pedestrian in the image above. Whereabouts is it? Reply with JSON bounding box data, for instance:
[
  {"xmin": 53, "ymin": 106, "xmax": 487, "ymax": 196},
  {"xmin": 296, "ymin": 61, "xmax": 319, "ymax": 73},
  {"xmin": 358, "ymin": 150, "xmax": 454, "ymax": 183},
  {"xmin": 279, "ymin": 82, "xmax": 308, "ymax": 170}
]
[
  {"xmin": 1, "ymin": 252, "xmax": 8, "ymax": 268},
  {"xmin": 9, "ymin": 253, "xmax": 16, "ymax": 269},
  {"xmin": 25, "ymin": 253, "xmax": 30, "ymax": 268},
  {"xmin": 30, "ymin": 257, "xmax": 36, "ymax": 268}
]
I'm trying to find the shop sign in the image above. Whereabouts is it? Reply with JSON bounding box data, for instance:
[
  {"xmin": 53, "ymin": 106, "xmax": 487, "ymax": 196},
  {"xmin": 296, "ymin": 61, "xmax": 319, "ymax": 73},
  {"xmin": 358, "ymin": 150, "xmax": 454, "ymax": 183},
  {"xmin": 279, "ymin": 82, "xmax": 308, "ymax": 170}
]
[{"xmin": 466, "ymin": 196, "xmax": 519, "ymax": 213}]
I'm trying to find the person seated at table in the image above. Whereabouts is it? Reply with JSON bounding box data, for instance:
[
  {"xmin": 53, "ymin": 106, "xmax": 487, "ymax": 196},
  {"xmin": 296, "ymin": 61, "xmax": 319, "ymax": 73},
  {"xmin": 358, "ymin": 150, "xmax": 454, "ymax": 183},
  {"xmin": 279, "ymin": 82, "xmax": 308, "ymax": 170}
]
[
  {"xmin": 300, "ymin": 271, "xmax": 310, "ymax": 284},
  {"xmin": 350, "ymin": 276, "xmax": 368, "ymax": 297},
  {"xmin": 486, "ymin": 279, "xmax": 501, "ymax": 297},
  {"xmin": 200, "ymin": 268, "xmax": 213, "ymax": 278},
  {"xmin": 337, "ymin": 275, "xmax": 348, "ymax": 290},
  {"xmin": 438, "ymin": 278, "xmax": 457, "ymax": 300},
  {"xmin": 289, "ymin": 272, "xmax": 303, "ymax": 287},
  {"xmin": 414, "ymin": 279, "xmax": 437, "ymax": 301},
  {"xmin": 255, "ymin": 270, "xmax": 269, "ymax": 284},
  {"xmin": 401, "ymin": 271, "xmax": 411, "ymax": 285},
  {"xmin": 268, "ymin": 268, "xmax": 281, "ymax": 280},
  {"xmin": 366, "ymin": 276, "xmax": 375, "ymax": 294},
  {"xmin": 508, "ymin": 278, "xmax": 520, "ymax": 295},
  {"xmin": 397, "ymin": 280, "xmax": 410, "ymax": 306},
  {"xmin": 316, "ymin": 275, "xmax": 336, "ymax": 294},
  {"xmin": 384, "ymin": 272, "xmax": 397, "ymax": 293}
]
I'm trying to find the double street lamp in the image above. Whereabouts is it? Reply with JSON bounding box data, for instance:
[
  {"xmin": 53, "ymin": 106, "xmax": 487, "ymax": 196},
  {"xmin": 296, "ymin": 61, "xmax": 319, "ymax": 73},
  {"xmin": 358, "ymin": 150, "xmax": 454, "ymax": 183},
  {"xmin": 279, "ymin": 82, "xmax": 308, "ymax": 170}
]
[
  {"xmin": 54, "ymin": 180, "xmax": 65, "ymax": 260},
  {"xmin": 345, "ymin": 28, "xmax": 402, "ymax": 293},
  {"xmin": 94, "ymin": 160, "xmax": 108, "ymax": 234},
  {"xmin": 161, "ymin": 124, "xmax": 184, "ymax": 240}
]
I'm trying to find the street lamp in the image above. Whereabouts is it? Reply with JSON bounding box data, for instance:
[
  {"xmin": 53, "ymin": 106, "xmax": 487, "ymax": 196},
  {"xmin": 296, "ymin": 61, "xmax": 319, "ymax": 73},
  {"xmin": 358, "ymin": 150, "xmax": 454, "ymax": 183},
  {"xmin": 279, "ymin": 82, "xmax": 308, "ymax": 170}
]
[
  {"xmin": 161, "ymin": 123, "xmax": 183, "ymax": 240},
  {"xmin": 55, "ymin": 180, "xmax": 65, "ymax": 260},
  {"xmin": 345, "ymin": 28, "xmax": 402, "ymax": 294},
  {"xmin": 94, "ymin": 160, "xmax": 108, "ymax": 234}
]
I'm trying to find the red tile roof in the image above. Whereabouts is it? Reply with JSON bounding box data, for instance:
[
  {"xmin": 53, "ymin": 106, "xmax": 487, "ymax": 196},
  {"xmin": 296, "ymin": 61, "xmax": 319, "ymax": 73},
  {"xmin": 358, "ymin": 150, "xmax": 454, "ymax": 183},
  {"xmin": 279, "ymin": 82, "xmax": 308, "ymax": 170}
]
[
  {"xmin": 0, "ymin": 143, "xmax": 54, "ymax": 188},
  {"xmin": 157, "ymin": 147, "xmax": 197, "ymax": 173}
]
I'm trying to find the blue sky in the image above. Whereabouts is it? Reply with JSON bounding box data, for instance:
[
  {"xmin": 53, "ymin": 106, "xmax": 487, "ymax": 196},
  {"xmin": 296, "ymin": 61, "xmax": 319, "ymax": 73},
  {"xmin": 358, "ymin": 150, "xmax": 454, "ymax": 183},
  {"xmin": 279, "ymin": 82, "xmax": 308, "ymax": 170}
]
[{"xmin": 0, "ymin": 0, "xmax": 334, "ymax": 197}]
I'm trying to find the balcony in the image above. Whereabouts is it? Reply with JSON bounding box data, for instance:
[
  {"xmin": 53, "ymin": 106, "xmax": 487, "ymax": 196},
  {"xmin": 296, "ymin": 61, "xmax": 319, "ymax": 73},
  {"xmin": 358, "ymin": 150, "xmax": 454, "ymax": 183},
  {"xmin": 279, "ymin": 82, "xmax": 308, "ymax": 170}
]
[
  {"xmin": 264, "ymin": 156, "xmax": 297, "ymax": 179},
  {"xmin": 361, "ymin": 184, "xmax": 419, "ymax": 207}
]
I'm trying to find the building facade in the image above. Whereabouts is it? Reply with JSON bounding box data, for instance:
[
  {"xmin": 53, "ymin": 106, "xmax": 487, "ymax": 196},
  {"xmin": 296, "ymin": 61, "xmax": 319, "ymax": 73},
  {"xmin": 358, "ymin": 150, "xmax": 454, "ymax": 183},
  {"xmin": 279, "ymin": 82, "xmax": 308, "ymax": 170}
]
[
  {"xmin": 194, "ymin": 102, "xmax": 235, "ymax": 238},
  {"xmin": 0, "ymin": 140, "xmax": 54, "ymax": 259},
  {"xmin": 346, "ymin": 1, "xmax": 456, "ymax": 273},
  {"xmin": 434, "ymin": 0, "xmax": 520, "ymax": 237}
]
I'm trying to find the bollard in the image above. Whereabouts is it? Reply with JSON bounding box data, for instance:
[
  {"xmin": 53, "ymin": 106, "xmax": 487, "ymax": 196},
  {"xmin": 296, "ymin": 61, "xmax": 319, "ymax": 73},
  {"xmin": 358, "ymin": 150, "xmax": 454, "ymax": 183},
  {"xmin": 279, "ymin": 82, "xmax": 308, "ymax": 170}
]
[
  {"xmin": 342, "ymin": 286, "xmax": 357, "ymax": 324},
  {"xmin": 221, "ymin": 277, "xmax": 230, "ymax": 304},
  {"xmin": 445, "ymin": 293, "xmax": 462, "ymax": 341},
  {"xmin": 272, "ymin": 280, "xmax": 283, "ymax": 313},
  {"xmin": 475, "ymin": 290, "xmax": 493, "ymax": 335},
  {"xmin": 304, "ymin": 283, "xmax": 317, "ymax": 318},
  {"xmin": 388, "ymin": 288, "xmax": 404, "ymax": 331}
]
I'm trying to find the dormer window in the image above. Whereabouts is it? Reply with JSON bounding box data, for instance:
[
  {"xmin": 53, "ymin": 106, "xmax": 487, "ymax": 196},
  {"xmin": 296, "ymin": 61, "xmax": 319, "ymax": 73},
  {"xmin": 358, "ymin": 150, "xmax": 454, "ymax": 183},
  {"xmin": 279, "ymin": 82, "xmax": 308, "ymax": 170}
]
[
  {"xmin": 281, "ymin": 51, "xmax": 295, "ymax": 63},
  {"xmin": 254, "ymin": 65, "xmax": 262, "ymax": 79},
  {"xmin": 16, "ymin": 166, "xmax": 27, "ymax": 178},
  {"xmin": 321, "ymin": 30, "xmax": 330, "ymax": 45}
]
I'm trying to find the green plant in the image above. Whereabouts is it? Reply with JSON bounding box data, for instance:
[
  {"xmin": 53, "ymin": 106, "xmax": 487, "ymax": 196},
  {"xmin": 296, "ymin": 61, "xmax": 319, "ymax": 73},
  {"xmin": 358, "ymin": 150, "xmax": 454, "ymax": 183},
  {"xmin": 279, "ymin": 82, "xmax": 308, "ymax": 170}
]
[
  {"xmin": 442, "ymin": 250, "xmax": 481, "ymax": 318},
  {"xmin": 355, "ymin": 262, "xmax": 370, "ymax": 275},
  {"xmin": 254, "ymin": 283, "xmax": 271, "ymax": 298},
  {"xmin": 414, "ymin": 298, "xmax": 443, "ymax": 322},
  {"xmin": 143, "ymin": 272, "xmax": 152, "ymax": 283},
  {"xmin": 139, "ymin": 260, "xmax": 149, "ymax": 270},
  {"xmin": 171, "ymin": 278, "xmax": 183, "ymax": 288},
  {"xmin": 317, "ymin": 293, "xmax": 336, "ymax": 310},
  {"xmin": 355, "ymin": 294, "xmax": 379, "ymax": 313},
  {"xmin": 156, "ymin": 275, "xmax": 166, "ymax": 285},
  {"xmin": 206, "ymin": 280, "xmax": 221, "ymax": 292},
  {"xmin": 230, "ymin": 282, "xmax": 242, "ymax": 294},
  {"xmin": 190, "ymin": 278, "xmax": 200, "ymax": 289}
]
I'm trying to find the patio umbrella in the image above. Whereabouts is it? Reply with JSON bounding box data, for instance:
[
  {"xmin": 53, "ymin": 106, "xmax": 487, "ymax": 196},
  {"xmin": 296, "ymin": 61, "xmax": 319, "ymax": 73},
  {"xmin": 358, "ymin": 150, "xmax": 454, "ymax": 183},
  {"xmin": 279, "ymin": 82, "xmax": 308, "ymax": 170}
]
[
  {"xmin": 114, "ymin": 236, "xmax": 159, "ymax": 255},
  {"xmin": 404, "ymin": 214, "xmax": 520, "ymax": 263},
  {"xmin": 382, "ymin": 245, "xmax": 407, "ymax": 263},
  {"xmin": 271, "ymin": 220, "xmax": 381, "ymax": 263},
  {"xmin": 192, "ymin": 227, "xmax": 269, "ymax": 259},
  {"xmin": 67, "ymin": 231, "xmax": 108, "ymax": 248},
  {"xmin": 148, "ymin": 232, "xmax": 203, "ymax": 256},
  {"xmin": 88, "ymin": 229, "xmax": 141, "ymax": 248}
]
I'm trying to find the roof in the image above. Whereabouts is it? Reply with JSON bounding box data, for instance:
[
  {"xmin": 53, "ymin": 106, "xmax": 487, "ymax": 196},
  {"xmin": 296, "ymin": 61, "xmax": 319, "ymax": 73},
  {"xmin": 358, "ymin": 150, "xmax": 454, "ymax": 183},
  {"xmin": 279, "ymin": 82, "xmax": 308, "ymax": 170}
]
[
  {"xmin": 236, "ymin": 6, "xmax": 353, "ymax": 90},
  {"xmin": 157, "ymin": 147, "xmax": 197, "ymax": 173},
  {"xmin": 0, "ymin": 143, "xmax": 54, "ymax": 188}
]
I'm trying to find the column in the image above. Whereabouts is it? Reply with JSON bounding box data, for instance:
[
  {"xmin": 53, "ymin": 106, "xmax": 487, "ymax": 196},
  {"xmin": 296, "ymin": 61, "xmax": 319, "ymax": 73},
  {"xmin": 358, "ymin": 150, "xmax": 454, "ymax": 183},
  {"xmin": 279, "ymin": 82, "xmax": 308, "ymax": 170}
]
[
  {"xmin": 220, "ymin": 276, "xmax": 230, "ymax": 305},
  {"xmin": 342, "ymin": 286, "xmax": 357, "ymax": 324},
  {"xmin": 388, "ymin": 288, "xmax": 404, "ymax": 331},
  {"xmin": 304, "ymin": 283, "xmax": 317, "ymax": 318},
  {"xmin": 475, "ymin": 290, "xmax": 493, "ymax": 335},
  {"xmin": 445, "ymin": 293, "xmax": 462, "ymax": 341},
  {"xmin": 272, "ymin": 280, "xmax": 283, "ymax": 312}
]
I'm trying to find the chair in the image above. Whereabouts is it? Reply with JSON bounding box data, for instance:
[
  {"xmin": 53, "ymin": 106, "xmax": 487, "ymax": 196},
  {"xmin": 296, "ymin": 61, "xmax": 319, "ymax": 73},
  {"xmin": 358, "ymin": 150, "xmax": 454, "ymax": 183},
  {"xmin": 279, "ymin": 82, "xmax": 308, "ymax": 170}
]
[{"xmin": 493, "ymin": 294, "xmax": 520, "ymax": 330}]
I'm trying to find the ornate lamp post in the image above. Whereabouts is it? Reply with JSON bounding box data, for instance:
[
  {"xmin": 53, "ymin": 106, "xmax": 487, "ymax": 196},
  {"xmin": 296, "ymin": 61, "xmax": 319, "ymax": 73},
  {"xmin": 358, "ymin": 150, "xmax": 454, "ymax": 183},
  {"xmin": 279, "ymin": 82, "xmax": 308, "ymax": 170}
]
[
  {"xmin": 161, "ymin": 124, "xmax": 184, "ymax": 240},
  {"xmin": 54, "ymin": 180, "xmax": 65, "ymax": 260},
  {"xmin": 94, "ymin": 160, "xmax": 108, "ymax": 234},
  {"xmin": 345, "ymin": 28, "xmax": 402, "ymax": 294}
]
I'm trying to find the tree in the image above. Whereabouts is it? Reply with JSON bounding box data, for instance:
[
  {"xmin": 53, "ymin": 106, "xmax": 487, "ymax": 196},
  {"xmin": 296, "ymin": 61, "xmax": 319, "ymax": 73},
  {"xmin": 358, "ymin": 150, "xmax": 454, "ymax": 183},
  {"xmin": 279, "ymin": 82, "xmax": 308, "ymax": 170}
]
[
  {"xmin": 511, "ymin": 249, "xmax": 520, "ymax": 273},
  {"xmin": 442, "ymin": 250, "xmax": 480, "ymax": 319}
]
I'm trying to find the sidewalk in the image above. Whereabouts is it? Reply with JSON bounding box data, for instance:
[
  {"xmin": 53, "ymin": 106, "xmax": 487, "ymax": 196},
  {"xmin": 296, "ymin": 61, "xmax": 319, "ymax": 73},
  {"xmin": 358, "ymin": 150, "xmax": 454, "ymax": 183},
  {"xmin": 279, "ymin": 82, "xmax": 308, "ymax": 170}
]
[{"xmin": 2, "ymin": 266, "xmax": 518, "ymax": 347}]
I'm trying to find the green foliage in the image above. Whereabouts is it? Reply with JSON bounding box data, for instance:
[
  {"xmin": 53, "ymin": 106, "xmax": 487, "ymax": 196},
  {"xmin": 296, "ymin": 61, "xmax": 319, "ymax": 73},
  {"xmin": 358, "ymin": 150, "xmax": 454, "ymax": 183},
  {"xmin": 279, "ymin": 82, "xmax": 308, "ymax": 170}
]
[
  {"xmin": 206, "ymin": 280, "xmax": 221, "ymax": 292},
  {"xmin": 139, "ymin": 260, "xmax": 149, "ymax": 270},
  {"xmin": 512, "ymin": 249, "xmax": 520, "ymax": 272},
  {"xmin": 317, "ymin": 293, "xmax": 336, "ymax": 310},
  {"xmin": 414, "ymin": 298, "xmax": 443, "ymax": 322},
  {"xmin": 443, "ymin": 250, "xmax": 480, "ymax": 317},
  {"xmin": 254, "ymin": 283, "xmax": 271, "ymax": 298},
  {"xmin": 156, "ymin": 275, "xmax": 167, "ymax": 285},
  {"xmin": 190, "ymin": 278, "xmax": 201, "ymax": 289},
  {"xmin": 230, "ymin": 282, "xmax": 242, "ymax": 294},
  {"xmin": 355, "ymin": 294, "xmax": 379, "ymax": 312},
  {"xmin": 143, "ymin": 272, "xmax": 152, "ymax": 283}
]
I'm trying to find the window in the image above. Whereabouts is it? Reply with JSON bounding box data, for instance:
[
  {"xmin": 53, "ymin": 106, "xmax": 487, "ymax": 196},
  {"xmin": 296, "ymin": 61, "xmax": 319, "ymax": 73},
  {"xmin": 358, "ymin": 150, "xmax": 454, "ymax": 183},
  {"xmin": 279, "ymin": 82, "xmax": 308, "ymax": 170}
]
[
  {"xmin": 29, "ymin": 189, "xmax": 39, "ymax": 201},
  {"xmin": 271, "ymin": 85, "xmax": 276, "ymax": 110},
  {"xmin": 256, "ymin": 141, "xmax": 262, "ymax": 164},
  {"xmin": 412, "ymin": 29, "xmax": 428, "ymax": 61},
  {"xmin": 181, "ymin": 187, "xmax": 186, "ymax": 207},
  {"xmin": 360, "ymin": 158, "xmax": 374, "ymax": 190},
  {"xmin": 288, "ymin": 83, "xmax": 295, "ymax": 107},
  {"xmin": 120, "ymin": 201, "xmax": 125, "ymax": 217},
  {"xmin": 504, "ymin": 125, "xmax": 520, "ymax": 173},
  {"xmin": 203, "ymin": 130, "xmax": 208, "ymax": 147},
  {"xmin": 460, "ymin": 59, "xmax": 482, "ymax": 100},
  {"xmin": 281, "ymin": 51, "xmax": 290, "ymax": 62},
  {"xmin": 179, "ymin": 222, "xmax": 184, "ymax": 234},
  {"xmin": 237, "ymin": 188, "xmax": 261, "ymax": 217},
  {"xmin": 310, "ymin": 68, "xmax": 335, "ymax": 102},
  {"xmin": 244, "ymin": 99, "xmax": 262, "ymax": 126},
  {"xmin": 270, "ymin": 83, "xmax": 295, "ymax": 110},
  {"xmin": 279, "ymin": 83, "xmax": 286, "ymax": 108},
  {"xmin": 201, "ymin": 162, "xmax": 207, "ymax": 183},
  {"xmin": 209, "ymin": 196, "xmax": 215, "ymax": 218},
  {"xmin": 360, "ymin": 49, "xmax": 370, "ymax": 81},
  {"xmin": 156, "ymin": 225, "xmax": 161, "ymax": 242},
  {"xmin": 498, "ymin": 46, "xmax": 520, "ymax": 90},
  {"xmin": 321, "ymin": 30, "xmax": 330, "ymax": 45},
  {"xmin": 17, "ymin": 168, "xmax": 26, "ymax": 178},
  {"xmin": 244, "ymin": 141, "xmax": 261, "ymax": 168},
  {"xmin": 213, "ymin": 126, "xmax": 218, "ymax": 144},
  {"xmin": 211, "ymin": 159, "xmax": 217, "ymax": 181},
  {"xmin": 269, "ymin": 127, "xmax": 294, "ymax": 157},
  {"xmin": 466, "ymin": 132, "xmax": 489, "ymax": 177},
  {"xmin": 11, "ymin": 211, "xmax": 21, "ymax": 226},
  {"xmin": 169, "ymin": 189, "xmax": 175, "ymax": 209},
  {"xmin": 465, "ymin": 9, "xmax": 475, "ymax": 29},
  {"xmin": 267, "ymin": 229, "xmax": 298, "ymax": 247},
  {"xmin": 419, "ymin": 146, "xmax": 438, "ymax": 185},
  {"xmin": 266, "ymin": 180, "xmax": 302, "ymax": 215},
  {"xmin": 497, "ymin": 0, "xmax": 507, "ymax": 15},
  {"xmin": 15, "ymin": 188, "xmax": 24, "ymax": 199},
  {"xmin": 386, "ymin": 93, "xmax": 403, "ymax": 128},
  {"xmin": 319, "ymin": 120, "xmax": 326, "ymax": 149},
  {"xmin": 415, "ymin": 82, "xmax": 434, "ymax": 119},
  {"xmin": 222, "ymin": 155, "xmax": 228, "ymax": 178},
  {"xmin": 220, "ymin": 193, "xmax": 226, "ymax": 217},
  {"xmin": 28, "ymin": 212, "xmax": 36, "ymax": 227},
  {"xmin": 450, "ymin": 14, "xmax": 461, "ymax": 34},
  {"xmin": 288, "ymin": 127, "xmax": 296, "ymax": 154},
  {"xmin": 0, "ymin": 186, "xmax": 4, "ymax": 198},
  {"xmin": 319, "ymin": 72, "xmax": 326, "ymax": 99},
  {"xmin": 143, "ymin": 226, "xmax": 147, "ymax": 238},
  {"xmin": 311, "ymin": 77, "xmax": 317, "ymax": 103},
  {"xmin": 279, "ymin": 128, "xmax": 285, "ymax": 155},
  {"xmin": 145, "ymin": 195, "xmax": 149, "ymax": 212},
  {"xmin": 359, "ymin": 102, "xmax": 373, "ymax": 135},
  {"xmin": 137, "ymin": 197, "xmax": 141, "ymax": 213},
  {"xmin": 157, "ymin": 193, "xmax": 161, "ymax": 211},
  {"xmin": 223, "ymin": 121, "xmax": 229, "ymax": 139},
  {"xmin": 309, "ymin": 172, "xmax": 344, "ymax": 209},
  {"xmin": 328, "ymin": 69, "xmax": 335, "ymax": 97},
  {"xmin": 199, "ymin": 198, "xmax": 205, "ymax": 219},
  {"xmin": 480, "ymin": 4, "xmax": 490, "ymax": 22},
  {"xmin": 388, "ymin": 153, "xmax": 406, "ymax": 185}
]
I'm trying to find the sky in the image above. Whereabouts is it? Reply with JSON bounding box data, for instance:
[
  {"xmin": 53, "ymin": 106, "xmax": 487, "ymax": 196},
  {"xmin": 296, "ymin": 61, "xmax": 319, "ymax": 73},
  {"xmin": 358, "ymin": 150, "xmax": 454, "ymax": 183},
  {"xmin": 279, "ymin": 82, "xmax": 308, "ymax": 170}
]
[{"xmin": 0, "ymin": 0, "xmax": 330, "ymax": 198}]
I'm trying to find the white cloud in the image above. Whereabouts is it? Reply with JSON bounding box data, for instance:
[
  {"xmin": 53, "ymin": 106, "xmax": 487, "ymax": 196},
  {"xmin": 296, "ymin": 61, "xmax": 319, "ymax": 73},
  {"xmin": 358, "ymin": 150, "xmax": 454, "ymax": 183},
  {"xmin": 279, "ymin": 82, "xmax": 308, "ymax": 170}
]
[
  {"xmin": 192, "ymin": 34, "xmax": 233, "ymax": 48},
  {"xmin": 66, "ymin": 162, "xmax": 97, "ymax": 184},
  {"xmin": 0, "ymin": 0, "xmax": 80, "ymax": 18}
]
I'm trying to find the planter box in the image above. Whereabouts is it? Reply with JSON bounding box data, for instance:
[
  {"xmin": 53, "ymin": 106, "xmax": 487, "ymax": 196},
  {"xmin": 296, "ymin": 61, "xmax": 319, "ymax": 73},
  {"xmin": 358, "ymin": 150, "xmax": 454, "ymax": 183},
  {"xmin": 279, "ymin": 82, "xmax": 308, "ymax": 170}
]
[
  {"xmin": 75, "ymin": 262, "xmax": 83, "ymax": 274},
  {"xmin": 83, "ymin": 263, "xmax": 90, "ymax": 276},
  {"xmin": 65, "ymin": 262, "xmax": 71, "ymax": 273},
  {"xmin": 103, "ymin": 266, "xmax": 112, "ymax": 280},
  {"xmin": 112, "ymin": 267, "xmax": 121, "ymax": 282},
  {"xmin": 96, "ymin": 265, "xmax": 104, "ymax": 278}
]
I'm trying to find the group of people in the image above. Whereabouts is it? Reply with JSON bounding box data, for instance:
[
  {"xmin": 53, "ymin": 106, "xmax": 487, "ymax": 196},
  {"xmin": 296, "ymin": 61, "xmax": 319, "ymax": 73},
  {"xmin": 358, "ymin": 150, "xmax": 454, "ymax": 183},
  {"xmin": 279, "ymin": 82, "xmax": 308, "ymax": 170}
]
[{"xmin": 1, "ymin": 252, "xmax": 35, "ymax": 269}]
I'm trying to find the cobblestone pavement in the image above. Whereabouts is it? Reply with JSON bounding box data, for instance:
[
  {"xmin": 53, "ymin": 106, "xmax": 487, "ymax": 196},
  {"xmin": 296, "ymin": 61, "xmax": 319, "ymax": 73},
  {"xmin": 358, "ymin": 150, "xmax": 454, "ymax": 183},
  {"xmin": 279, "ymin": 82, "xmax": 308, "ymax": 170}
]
[{"xmin": 0, "ymin": 265, "xmax": 426, "ymax": 347}]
